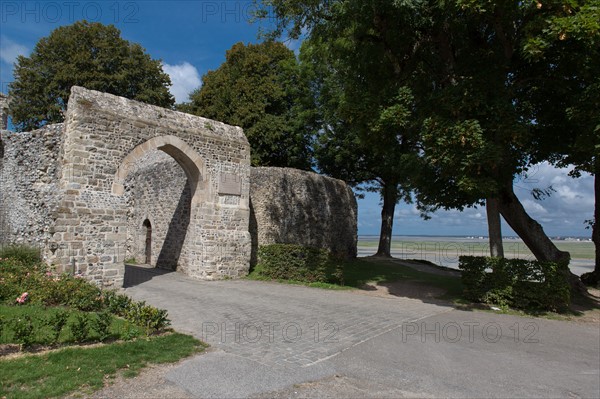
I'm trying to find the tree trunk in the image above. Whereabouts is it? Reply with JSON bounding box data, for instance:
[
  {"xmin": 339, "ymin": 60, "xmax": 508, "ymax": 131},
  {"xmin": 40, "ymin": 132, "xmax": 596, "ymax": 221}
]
[
  {"xmin": 486, "ymin": 197, "xmax": 504, "ymax": 258},
  {"xmin": 498, "ymin": 181, "xmax": 585, "ymax": 291},
  {"xmin": 375, "ymin": 184, "xmax": 398, "ymax": 257},
  {"xmin": 582, "ymin": 168, "xmax": 599, "ymax": 286},
  {"xmin": 593, "ymin": 171, "xmax": 599, "ymax": 275},
  {"xmin": 498, "ymin": 181, "xmax": 570, "ymax": 262}
]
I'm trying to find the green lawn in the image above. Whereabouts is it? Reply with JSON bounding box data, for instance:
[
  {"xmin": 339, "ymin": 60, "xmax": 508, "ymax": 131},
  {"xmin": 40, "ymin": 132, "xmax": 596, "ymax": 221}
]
[
  {"xmin": 341, "ymin": 258, "xmax": 463, "ymax": 298},
  {"xmin": 0, "ymin": 333, "xmax": 205, "ymax": 399},
  {"xmin": 248, "ymin": 257, "xmax": 463, "ymax": 299}
]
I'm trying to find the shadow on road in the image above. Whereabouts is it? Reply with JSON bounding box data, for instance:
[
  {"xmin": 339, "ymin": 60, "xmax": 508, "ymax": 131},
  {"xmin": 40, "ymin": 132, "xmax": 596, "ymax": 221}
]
[{"xmin": 123, "ymin": 264, "xmax": 175, "ymax": 288}]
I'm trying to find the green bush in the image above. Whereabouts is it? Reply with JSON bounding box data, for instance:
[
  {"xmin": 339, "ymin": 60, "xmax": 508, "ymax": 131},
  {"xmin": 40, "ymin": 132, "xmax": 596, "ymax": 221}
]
[
  {"xmin": 69, "ymin": 313, "xmax": 91, "ymax": 342},
  {"xmin": 255, "ymin": 244, "xmax": 338, "ymax": 284},
  {"xmin": 103, "ymin": 290, "xmax": 133, "ymax": 316},
  {"xmin": 123, "ymin": 301, "xmax": 171, "ymax": 332},
  {"xmin": 12, "ymin": 315, "xmax": 35, "ymax": 347},
  {"xmin": 92, "ymin": 311, "xmax": 113, "ymax": 341},
  {"xmin": 44, "ymin": 309, "xmax": 70, "ymax": 344},
  {"xmin": 458, "ymin": 256, "xmax": 571, "ymax": 311},
  {"xmin": 0, "ymin": 256, "xmax": 172, "ymax": 338},
  {"xmin": 0, "ymin": 244, "xmax": 42, "ymax": 266}
]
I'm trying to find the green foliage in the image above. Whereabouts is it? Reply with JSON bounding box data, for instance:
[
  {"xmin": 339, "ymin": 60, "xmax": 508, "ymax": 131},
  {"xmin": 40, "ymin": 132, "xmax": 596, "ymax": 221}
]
[
  {"xmin": 0, "ymin": 245, "xmax": 41, "ymax": 266},
  {"xmin": 259, "ymin": 0, "xmax": 591, "ymax": 263},
  {"xmin": 12, "ymin": 315, "xmax": 35, "ymax": 347},
  {"xmin": 0, "ymin": 262, "xmax": 104, "ymax": 311},
  {"xmin": 0, "ymin": 257, "xmax": 172, "ymax": 341},
  {"xmin": 122, "ymin": 301, "xmax": 171, "ymax": 332},
  {"xmin": 103, "ymin": 290, "xmax": 133, "ymax": 316},
  {"xmin": 92, "ymin": 311, "xmax": 113, "ymax": 342},
  {"xmin": 459, "ymin": 256, "xmax": 571, "ymax": 311},
  {"xmin": 9, "ymin": 20, "xmax": 174, "ymax": 131},
  {"xmin": 254, "ymin": 244, "xmax": 338, "ymax": 284},
  {"xmin": 182, "ymin": 41, "xmax": 314, "ymax": 170},
  {"xmin": 44, "ymin": 309, "xmax": 70, "ymax": 343},
  {"xmin": 69, "ymin": 313, "xmax": 90, "ymax": 342}
]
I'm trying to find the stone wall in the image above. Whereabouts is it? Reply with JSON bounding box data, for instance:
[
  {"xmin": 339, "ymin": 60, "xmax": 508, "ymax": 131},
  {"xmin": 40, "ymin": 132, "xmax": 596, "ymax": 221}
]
[
  {"xmin": 0, "ymin": 87, "xmax": 358, "ymax": 287},
  {"xmin": 0, "ymin": 93, "xmax": 8, "ymax": 130},
  {"xmin": 249, "ymin": 167, "xmax": 357, "ymax": 261},
  {"xmin": 0, "ymin": 87, "xmax": 253, "ymax": 286},
  {"xmin": 0, "ymin": 124, "xmax": 64, "ymax": 255}
]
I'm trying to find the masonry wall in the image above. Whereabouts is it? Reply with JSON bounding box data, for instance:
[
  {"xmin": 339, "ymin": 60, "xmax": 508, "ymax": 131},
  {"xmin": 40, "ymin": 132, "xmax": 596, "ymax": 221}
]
[
  {"xmin": 0, "ymin": 88, "xmax": 358, "ymax": 287},
  {"xmin": 0, "ymin": 124, "xmax": 64, "ymax": 255},
  {"xmin": 0, "ymin": 93, "xmax": 8, "ymax": 130},
  {"xmin": 46, "ymin": 87, "xmax": 253, "ymax": 286},
  {"xmin": 249, "ymin": 167, "xmax": 357, "ymax": 262}
]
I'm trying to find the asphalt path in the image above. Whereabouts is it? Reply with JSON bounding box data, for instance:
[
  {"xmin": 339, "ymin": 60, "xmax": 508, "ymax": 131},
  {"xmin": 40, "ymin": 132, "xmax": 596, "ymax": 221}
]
[{"xmin": 103, "ymin": 268, "xmax": 599, "ymax": 398}]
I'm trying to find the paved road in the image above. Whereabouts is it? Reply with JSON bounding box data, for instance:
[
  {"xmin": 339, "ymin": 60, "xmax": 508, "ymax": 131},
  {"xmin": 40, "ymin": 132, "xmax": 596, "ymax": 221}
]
[{"xmin": 119, "ymin": 269, "xmax": 600, "ymax": 398}]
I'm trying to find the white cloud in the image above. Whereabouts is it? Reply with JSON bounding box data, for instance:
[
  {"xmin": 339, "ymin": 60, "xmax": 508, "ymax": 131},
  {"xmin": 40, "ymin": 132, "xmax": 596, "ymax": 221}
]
[
  {"xmin": 522, "ymin": 199, "xmax": 548, "ymax": 215},
  {"xmin": 0, "ymin": 36, "xmax": 28, "ymax": 66},
  {"xmin": 162, "ymin": 62, "xmax": 201, "ymax": 104},
  {"xmin": 357, "ymin": 161, "xmax": 594, "ymax": 237}
]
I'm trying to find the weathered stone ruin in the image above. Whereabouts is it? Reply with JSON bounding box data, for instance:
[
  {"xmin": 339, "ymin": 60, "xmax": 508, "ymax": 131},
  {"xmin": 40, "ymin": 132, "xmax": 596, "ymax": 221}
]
[{"xmin": 0, "ymin": 87, "xmax": 357, "ymax": 287}]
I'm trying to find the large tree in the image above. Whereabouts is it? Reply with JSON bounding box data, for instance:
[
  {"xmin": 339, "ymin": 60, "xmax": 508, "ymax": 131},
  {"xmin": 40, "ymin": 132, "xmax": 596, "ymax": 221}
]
[
  {"xmin": 9, "ymin": 21, "xmax": 174, "ymax": 132},
  {"xmin": 297, "ymin": 6, "xmax": 427, "ymax": 257},
  {"xmin": 182, "ymin": 41, "xmax": 314, "ymax": 170},
  {"xmin": 258, "ymin": 0, "xmax": 592, "ymax": 274},
  {"xmin": 519, "ymin": 1, "xmax": 599, "ymax": 283}
]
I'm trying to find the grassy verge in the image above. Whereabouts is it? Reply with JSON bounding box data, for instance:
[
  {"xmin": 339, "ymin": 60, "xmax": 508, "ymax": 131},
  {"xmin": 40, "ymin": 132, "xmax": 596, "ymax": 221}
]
[
  {"xmin": 0, "ymin": 333, "xmax": 205, "ymax": 399},
  {"xmin": 248, "ymin": 257, "xmax": 463, "ymax": 299},
  {"xmin": 249, "ymin": 255, "xmax": 599, "ymax": 320}
]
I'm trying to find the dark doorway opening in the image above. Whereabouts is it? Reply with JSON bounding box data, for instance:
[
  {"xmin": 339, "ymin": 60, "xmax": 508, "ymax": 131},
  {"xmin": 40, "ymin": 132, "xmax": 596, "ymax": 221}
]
[{"xmin": 143, "ymin": 219, "xmax": 152, "ymax": 265}]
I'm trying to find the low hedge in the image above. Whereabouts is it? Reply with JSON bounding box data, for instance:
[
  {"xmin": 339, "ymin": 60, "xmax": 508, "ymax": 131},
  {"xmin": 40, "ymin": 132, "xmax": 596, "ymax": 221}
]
[
  {"xmin": 254, "ymin": 244, "xmax": 340, "ymax": 284},
  {"xmin": 458, "ymin": 256, "xmax": 571, "ymax": 311}
]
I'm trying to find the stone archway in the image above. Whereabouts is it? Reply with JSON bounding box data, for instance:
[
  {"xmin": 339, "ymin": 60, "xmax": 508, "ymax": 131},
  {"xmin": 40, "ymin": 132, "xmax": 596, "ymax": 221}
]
[{"xmin": 48, "ymin": 86, "xmax": 252, "ymax": 287}]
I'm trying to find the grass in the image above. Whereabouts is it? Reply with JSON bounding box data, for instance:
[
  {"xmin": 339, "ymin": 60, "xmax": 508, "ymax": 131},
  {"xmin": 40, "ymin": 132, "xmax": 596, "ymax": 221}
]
[
  {"xmin": 0, "ymin": 332, "xmax": 206, "ymax": 399},
  {"xmin": 248, "ymin": 257, "xmax": 463, "ymax": 299},
  {"xmin": 250, "ymin": 256, "xmax": 600, "ymax": 321},
  {"xmin": 342, "ymin": 258, "xmax": 463, "ymax": 298}
]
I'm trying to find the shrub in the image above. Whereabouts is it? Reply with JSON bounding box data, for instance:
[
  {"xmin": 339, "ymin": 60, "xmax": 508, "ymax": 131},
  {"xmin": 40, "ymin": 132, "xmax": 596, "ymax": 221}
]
[
  {"xmin": 255, "ymin": 244, "xmax": 337, "ymax": 284},
  {"xmin": 123, "ymin": 301, "xmax": 171, "ymax": 332},
  {"xmin": 44, "ymin": 309, "xmax": 70, "ymax": 344},
  {"xmin": 92, "ymin": 311, "xmax": 113, "ymax": 341},
  {"xmin": 458, "ymin": 256, "xmax": 571, "ymax": 311},
  {"xmin": 69, "ymin": 313, "xmax": 91, "ymax": 342},
  {"xmin": 103, "ymin": 291, "xmax": 133, "ymax": 316},
  {"xmin": 120, "ymin": 322, "xmax": 142, "ymax": 341},
  {"xmin": 12, "ymin": 315, "xmax": 35, "ymax": 347},
  {"xmin": 0, "ymin": 257, "xmax": 172, "ymax": 337},
  {"xmin": 0, "ymin": 245, "xmax": 41, "ymax": 266}
]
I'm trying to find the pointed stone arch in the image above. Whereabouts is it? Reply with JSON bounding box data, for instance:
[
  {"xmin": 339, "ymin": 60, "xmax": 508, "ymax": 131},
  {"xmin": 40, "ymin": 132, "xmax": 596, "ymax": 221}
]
[{"xmin": 112, "ymin": 135, "xmax": 211, "ymax": 204}]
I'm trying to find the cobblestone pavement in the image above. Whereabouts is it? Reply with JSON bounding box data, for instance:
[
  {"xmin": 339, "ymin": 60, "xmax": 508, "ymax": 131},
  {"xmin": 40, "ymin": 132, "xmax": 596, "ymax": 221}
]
[{"xmin": 124, "ymin": 269, "xmax": 452, "ymax": 368}]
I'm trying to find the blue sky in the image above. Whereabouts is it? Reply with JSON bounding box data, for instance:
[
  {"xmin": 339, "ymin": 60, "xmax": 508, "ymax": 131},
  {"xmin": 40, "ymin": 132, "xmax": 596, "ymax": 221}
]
[{"xmin": 0, "ymin": 1, "xmax": 594, "ymax": 238}]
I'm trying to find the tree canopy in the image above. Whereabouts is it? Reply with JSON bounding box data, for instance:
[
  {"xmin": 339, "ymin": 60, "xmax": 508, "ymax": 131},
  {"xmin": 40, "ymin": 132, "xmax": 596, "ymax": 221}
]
[
  {"xmin": 296, "ymin": 3, "xmax": 427, "ymax": 256},
  {"xmin": 259, "ymin": 0, "xmax": 597, "ymax": 274},
  {"xmin": 9, "ymin": 20, "xmax": 174, "ymax": 132},
  {"xmin": 182, "ymin": 41, "xmax": 314, "ymax": 170}
]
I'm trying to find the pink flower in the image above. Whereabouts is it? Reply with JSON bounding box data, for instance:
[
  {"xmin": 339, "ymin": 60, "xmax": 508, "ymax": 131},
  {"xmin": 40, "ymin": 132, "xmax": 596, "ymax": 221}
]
[
  {"xmin": 46, "ymin": 271, "xmax": 53, "ymax": 277},
  {"xmin": 16, "ymin": 292, "xmax": 29, "ymax": 304}
]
